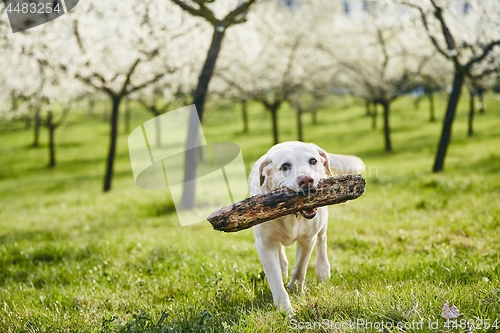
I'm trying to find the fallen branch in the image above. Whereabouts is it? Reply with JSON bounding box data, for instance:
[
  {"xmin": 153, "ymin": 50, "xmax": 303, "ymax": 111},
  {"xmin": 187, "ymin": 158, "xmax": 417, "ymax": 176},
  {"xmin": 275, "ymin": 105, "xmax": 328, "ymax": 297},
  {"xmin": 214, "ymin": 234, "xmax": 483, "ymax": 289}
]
[{"xmin": 207, "ymin": 174, "xmax": 366, "ymax": 232}]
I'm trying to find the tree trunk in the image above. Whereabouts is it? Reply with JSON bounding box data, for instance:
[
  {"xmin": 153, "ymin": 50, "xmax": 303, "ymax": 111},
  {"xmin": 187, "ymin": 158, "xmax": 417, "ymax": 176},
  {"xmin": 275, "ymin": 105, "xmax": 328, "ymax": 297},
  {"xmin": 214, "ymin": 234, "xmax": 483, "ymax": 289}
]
[
  {"xmin": 468, "ymin": 91, "xmax": 474, "ymax": 137},
  {"xmin": 33, "ymin": 103, "xmax": 41, "ymax": 148},
  {"xmin": 414, "ymin": 95, "xmax": 421, "ymax": 111},
  {"xmin": 11, "ymin": 96, "xmax": 17, "ymax": 114},
  {"xmin": 241, "ymin": 99, "xmax": 249, "ymax": 133},
  {"xmin": 155, "ymin": 112, "xmax": 162, "ymax": 148},
  {"xmin": 88, "ymin": 98, "xmax": 95, "ymax": 116},
  {"xmin": 478, "ymin": 89, "xmax": 485, "ymax": 114},
  {"xmin": 311, "ymin": 110, "xmax": 318, "ymax": 125},
  {"xmin": 270, "ymin": 106, "xmax": 279, "ymax": 145},
  {"xmin": 297, "ymin": 107, "xmax": 303, "ymax": 142},
  {"xmin": 124, "ymin": 99, "xmax": 131, "ymax": 134},
  {"xmin": 382, "ymin": 100, "xmax": 392, "ymax": 152},
  {"xmin": 24, "ymin": 115, "xmax": 32, "ymax": 130},
  {"xmin": 371, "ymin": 103, "xmax": 377, "ymax": 130},
  {"xmin": 193, "ymin": 27, "xmax": 225, "ymax": 123},
  {"xmin": 47, "ymin": 111, "xmax": 56, "ymax": 168},
  {"xmin": 365, "ymin": 100, "xmax": 371, "ymax": 117},
  {"xmin": 428, "ymin": 91, "xmax": 435, "ymax": 122},
  {"xmin": 432, "ymin": 71, "xmax": 465, "ymax": 173},
  {"xmin": 181, "ymin": 26, "xmax": 226, "ymax": 209},
  {"xmin": 180, "ymin": 111, "xmax": 201, "ymax": 210},
  {"xmin": 103, "ymin": 95, "xmax": 121, "ymax": 192}
]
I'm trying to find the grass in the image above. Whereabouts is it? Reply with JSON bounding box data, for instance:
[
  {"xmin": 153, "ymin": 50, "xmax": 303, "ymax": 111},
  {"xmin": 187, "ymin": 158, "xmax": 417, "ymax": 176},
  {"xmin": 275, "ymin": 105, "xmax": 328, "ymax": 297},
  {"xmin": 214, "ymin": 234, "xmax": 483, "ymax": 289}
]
[{"xmin": 0, "ymin": 93, "xmax": 499, "ymax": 332}]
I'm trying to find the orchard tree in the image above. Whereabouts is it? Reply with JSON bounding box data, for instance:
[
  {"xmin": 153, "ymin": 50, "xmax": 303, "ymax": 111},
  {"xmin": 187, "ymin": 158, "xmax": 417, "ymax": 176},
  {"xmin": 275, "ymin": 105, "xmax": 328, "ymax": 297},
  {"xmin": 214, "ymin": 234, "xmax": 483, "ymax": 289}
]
[
  {"xmin": 136, "ymin": 83, "xmax": 192, "ymax": 147},
  {"xmin": 0, "ymin": 6, "xmax": 9, "ymax": 120},
  {"xmin": 288, "ymin": 87, "xmax": 330, "ymax": 142},
  {"xmin": 170, "ymin": 0, "xmax": 257, "ymax": 209},
  {"xmin": 133, "ymin": 36, "xmax": 203, "ymax": 144},
  {"xmin": 2, "ymin": 20, "xmax": 92, "ymax": 166},
  {"xmin": 216, "ymin": 1, "xmax": 330, "ymax": 144},
  {"xmin": 465, "ymin": 72, "xmax": 498, "ymax": 137},
  {"xmin": 37, "ymin": 64, "xmax": 88, "ymax": 168},
  {"xmin": 208, "ymin": 80, "xmax": 252, "ymax": 133},
  {"xmin": 403, "ymin": 0, "xmax": 500, "ymax": 172},
  {"xmin": 52, "ymin": 0, "xmax": 194, "ymax": 192},
  {"xmin": 324, "ymin": 6, "xmax": 423, "ymax": 152},
  {"xmin": 170, "ymin": 0, "xmax": 256, "ymax": 123},
  {"xmin": 133, "ymin": 0, "xmax": 204, "ymax": 130},
  {"xmin": 284, "ymin": 9, "xmax": 334, "ymax": 142},
  {"xmin": 414, "ymin": 51, "xmax": 453, "ymax": 122},
  {"xmin": 0, "ymin": 33, "xmax": 46, "ymax": 145},
  {"xmin": 40, "ymin": 98, "xmax": 78, "ymax": 168}
]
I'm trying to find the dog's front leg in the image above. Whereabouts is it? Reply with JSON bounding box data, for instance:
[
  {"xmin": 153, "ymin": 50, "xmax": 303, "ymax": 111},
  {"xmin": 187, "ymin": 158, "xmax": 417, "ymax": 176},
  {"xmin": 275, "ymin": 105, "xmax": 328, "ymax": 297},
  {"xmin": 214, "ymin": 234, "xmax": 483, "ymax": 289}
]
[
  {"xmin": 287, "ymin": 238, "xmax": 316, "ymax": 293},
  {"xmin": 279, "ymin": 245, "xmax": 288, "ymax": 280},
  {"xmin": 315, "ymin": 223, "xmax": 331, "ymax": 281},
  {"xmin": 256, "ymin": 239, "xmax": 292, "ymax": 312}
]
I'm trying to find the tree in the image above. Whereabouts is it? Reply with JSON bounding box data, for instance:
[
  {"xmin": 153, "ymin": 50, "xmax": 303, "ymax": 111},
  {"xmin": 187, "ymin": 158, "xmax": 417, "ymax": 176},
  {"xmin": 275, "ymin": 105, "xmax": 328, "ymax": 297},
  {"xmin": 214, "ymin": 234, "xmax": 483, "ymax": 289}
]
[
  {"xmin": 170, "ymin": 0, "xmax": 257, "ymax": 209},
  {"xmin": 37, "ymin": 61, "xmax": 87, "ymax": 168},
  {"xmin": 0, "ymin": 35, "xmax": 45, "ymax": 146},
  {"xmin": 216, "ymin": 1, "xmax": 330, "ymax": 144},
  {"xmin": 288, "ymin": 88, "xmax": 330, "ymax": 142},
  {"xmin": 41, "ymin": 101, "xmax": 72, "ymax": 168},
  {"xmin": 57, "ymin": 0, "xmax": 191, "ymax": 191},
  {"xmin": 465, "ymin": 72, "xmax": 498, "ymax": 136},
  {"xmin": 404, "ymin": 0, "xmax": 500, "ymax": 172},
  {"xmin": 240, "ymin": 99, "xmax": 249, "ymax": 133},
  {"xmin": 0, "ymin": 20, "xmax": 92, "ymax": 167},
  {"xmin": 466, "ymin": 83, "xmax": 475, "ymax": 137},
  {"xmin": 136, "ymin": 89, "xmax": 177, "ymax": 147},
  {"xmin": 217, "ymin": 33, "xmax": 298, "ymax": 145},
  {"xmin": 414, "ymin": 52, "xmax": 452, "ymax": 122},
  {"xmin": 75, "ymin": 58, "xmax": 163, "ymax": 192},
  {"xmin": 324, "ymin": 6, "xmax": 422, "ymax": 152},
  {"xmin": 134, "ymin": 52, "xmax": 200, "ymax": 145}
]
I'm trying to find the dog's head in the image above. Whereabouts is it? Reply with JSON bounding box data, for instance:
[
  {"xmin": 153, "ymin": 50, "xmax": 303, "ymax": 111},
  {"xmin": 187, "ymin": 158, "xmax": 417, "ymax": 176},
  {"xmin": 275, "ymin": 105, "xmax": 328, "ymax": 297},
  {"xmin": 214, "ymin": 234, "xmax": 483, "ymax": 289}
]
[
  {"xmin": 257, "ymin": 142, "xmax": 332, "ymax": 219},
  {"xmin": 259, "ymin": 142, "xmax": 332, "ymax": 187}
]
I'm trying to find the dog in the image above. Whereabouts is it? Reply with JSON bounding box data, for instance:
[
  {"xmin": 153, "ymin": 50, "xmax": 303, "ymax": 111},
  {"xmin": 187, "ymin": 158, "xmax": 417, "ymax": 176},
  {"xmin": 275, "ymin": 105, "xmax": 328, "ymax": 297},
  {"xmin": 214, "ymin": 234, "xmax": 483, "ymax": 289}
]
[{"xmin": 248, "ymin": 141, "xmax": 365, "ymax": 312}]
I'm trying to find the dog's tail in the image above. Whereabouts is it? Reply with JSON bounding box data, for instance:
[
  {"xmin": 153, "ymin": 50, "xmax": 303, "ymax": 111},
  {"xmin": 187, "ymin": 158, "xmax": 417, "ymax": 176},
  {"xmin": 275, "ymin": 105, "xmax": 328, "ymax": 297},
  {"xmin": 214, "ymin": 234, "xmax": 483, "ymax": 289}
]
[{"xmin": 328, "ymin": 154, "xmax": 365, "ymax": 175}]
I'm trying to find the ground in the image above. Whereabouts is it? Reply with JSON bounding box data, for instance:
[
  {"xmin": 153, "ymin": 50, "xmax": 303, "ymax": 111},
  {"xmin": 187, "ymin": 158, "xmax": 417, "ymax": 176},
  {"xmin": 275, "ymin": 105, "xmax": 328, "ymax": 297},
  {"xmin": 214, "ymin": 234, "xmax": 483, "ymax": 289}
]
[{"xmin": 0, "ymin": 94, "xmax": 499, "ymax": 332}]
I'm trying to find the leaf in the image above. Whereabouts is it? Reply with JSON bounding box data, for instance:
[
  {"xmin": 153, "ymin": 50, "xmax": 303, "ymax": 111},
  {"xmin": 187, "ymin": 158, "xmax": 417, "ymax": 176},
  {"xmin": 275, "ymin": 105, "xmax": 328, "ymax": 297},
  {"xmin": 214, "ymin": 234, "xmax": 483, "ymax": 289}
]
[{"xmin": 441, "ymin": 301, "xmax": 461, "ymax": 320}]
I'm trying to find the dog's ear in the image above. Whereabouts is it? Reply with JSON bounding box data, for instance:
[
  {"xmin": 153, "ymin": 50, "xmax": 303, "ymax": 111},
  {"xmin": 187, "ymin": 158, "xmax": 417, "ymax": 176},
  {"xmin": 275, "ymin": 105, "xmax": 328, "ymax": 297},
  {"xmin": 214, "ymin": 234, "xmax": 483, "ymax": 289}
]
[
  {"xmin": 327, "ymin": 153, "xmax": 365, "ymax": 175},
  {"xmin": 259, "ymin": 158, "xmax": 272, "ymax": 186},
  {"xmin": 317, "ymin": 149, "xmax": 333, "ymax": 177}
]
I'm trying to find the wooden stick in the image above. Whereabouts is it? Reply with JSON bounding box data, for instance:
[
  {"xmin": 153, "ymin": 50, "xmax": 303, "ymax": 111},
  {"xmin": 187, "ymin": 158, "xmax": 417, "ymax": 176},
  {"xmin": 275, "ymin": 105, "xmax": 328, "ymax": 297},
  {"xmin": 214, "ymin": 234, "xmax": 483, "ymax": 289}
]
[{"xmin": 207, "ymin": 174, "xmax": 365, "ymax": 232}]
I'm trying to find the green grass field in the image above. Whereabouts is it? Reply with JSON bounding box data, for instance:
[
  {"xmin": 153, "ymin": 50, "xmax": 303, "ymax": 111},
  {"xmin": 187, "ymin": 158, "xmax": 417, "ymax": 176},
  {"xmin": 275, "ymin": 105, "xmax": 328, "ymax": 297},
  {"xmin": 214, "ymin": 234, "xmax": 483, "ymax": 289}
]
[{"xmin": 1, "ymin": 94, "xmax": 499, "ymax": 332}]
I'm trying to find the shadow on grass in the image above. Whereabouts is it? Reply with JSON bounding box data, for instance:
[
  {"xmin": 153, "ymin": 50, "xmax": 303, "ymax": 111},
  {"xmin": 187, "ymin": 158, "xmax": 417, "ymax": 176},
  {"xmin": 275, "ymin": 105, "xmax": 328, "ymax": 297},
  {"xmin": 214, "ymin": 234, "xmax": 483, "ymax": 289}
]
[
  {"xmin": 458, "ymin": 153, "xmax": 500, "ymax": 174},
  {"xmin": 99, "ymin": 280, "xmax": 274, "ymax": 333},
  {"xmin": 0, "ymin": 241, "xmax": 96, "ymax": 286},
  {"xmin": 139, "ymin": 200, "xmax": 177, "ymax": 218}
]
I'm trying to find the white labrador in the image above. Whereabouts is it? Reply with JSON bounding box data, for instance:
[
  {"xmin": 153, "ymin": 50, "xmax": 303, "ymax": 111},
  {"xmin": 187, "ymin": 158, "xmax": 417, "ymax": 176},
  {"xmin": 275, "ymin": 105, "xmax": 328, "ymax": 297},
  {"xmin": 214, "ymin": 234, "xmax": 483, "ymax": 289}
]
[{"xmin": 248, "ymin": 141, "xmax": 365, "ymax": 312}]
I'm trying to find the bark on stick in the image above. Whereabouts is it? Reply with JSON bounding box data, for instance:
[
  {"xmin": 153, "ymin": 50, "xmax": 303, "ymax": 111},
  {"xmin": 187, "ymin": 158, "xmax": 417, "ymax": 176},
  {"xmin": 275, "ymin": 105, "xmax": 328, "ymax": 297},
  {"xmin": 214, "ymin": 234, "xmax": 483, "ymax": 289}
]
[{"xmin": 207, "ymin": 174, "xmax": 366, "ymax": 232}]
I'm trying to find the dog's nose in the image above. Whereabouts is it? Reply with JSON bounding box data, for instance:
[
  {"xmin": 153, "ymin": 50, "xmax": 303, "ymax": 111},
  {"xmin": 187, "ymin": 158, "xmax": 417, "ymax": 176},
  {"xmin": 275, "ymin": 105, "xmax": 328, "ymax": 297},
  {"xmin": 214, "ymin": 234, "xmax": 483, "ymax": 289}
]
[{"xmin": 297, "ymin": 175, "xmax": 314, "ymax": 189}]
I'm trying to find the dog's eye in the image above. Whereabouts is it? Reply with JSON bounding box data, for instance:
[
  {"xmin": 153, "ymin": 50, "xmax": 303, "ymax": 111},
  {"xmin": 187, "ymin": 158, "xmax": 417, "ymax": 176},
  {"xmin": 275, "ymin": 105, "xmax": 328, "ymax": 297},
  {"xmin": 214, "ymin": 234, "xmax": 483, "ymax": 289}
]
[
  {"xmin": 309, "ymin": 158, "xmax": 317, "ymax": 165},
  {"xmin": 280, "ymin": 163, "xmax": 291, "ymax": 172}
]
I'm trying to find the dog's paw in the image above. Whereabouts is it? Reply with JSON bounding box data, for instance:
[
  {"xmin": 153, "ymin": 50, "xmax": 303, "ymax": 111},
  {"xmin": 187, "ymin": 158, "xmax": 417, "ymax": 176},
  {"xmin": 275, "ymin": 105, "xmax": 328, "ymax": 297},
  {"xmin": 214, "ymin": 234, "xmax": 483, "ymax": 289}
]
[
  {"xmin": 276, "ymin": 304, "xmax": 294, "ymax": 316},
  {"xmin": 316, "ymin": 263, "xmax": 331, "ymax": 281},
  {"xmin": 274, "ymin": 298, "xmax": 294, "ymax": 315},
  {"xmin": 287, "ymin": 280, "xmax": 305, "ymax": 294}
]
